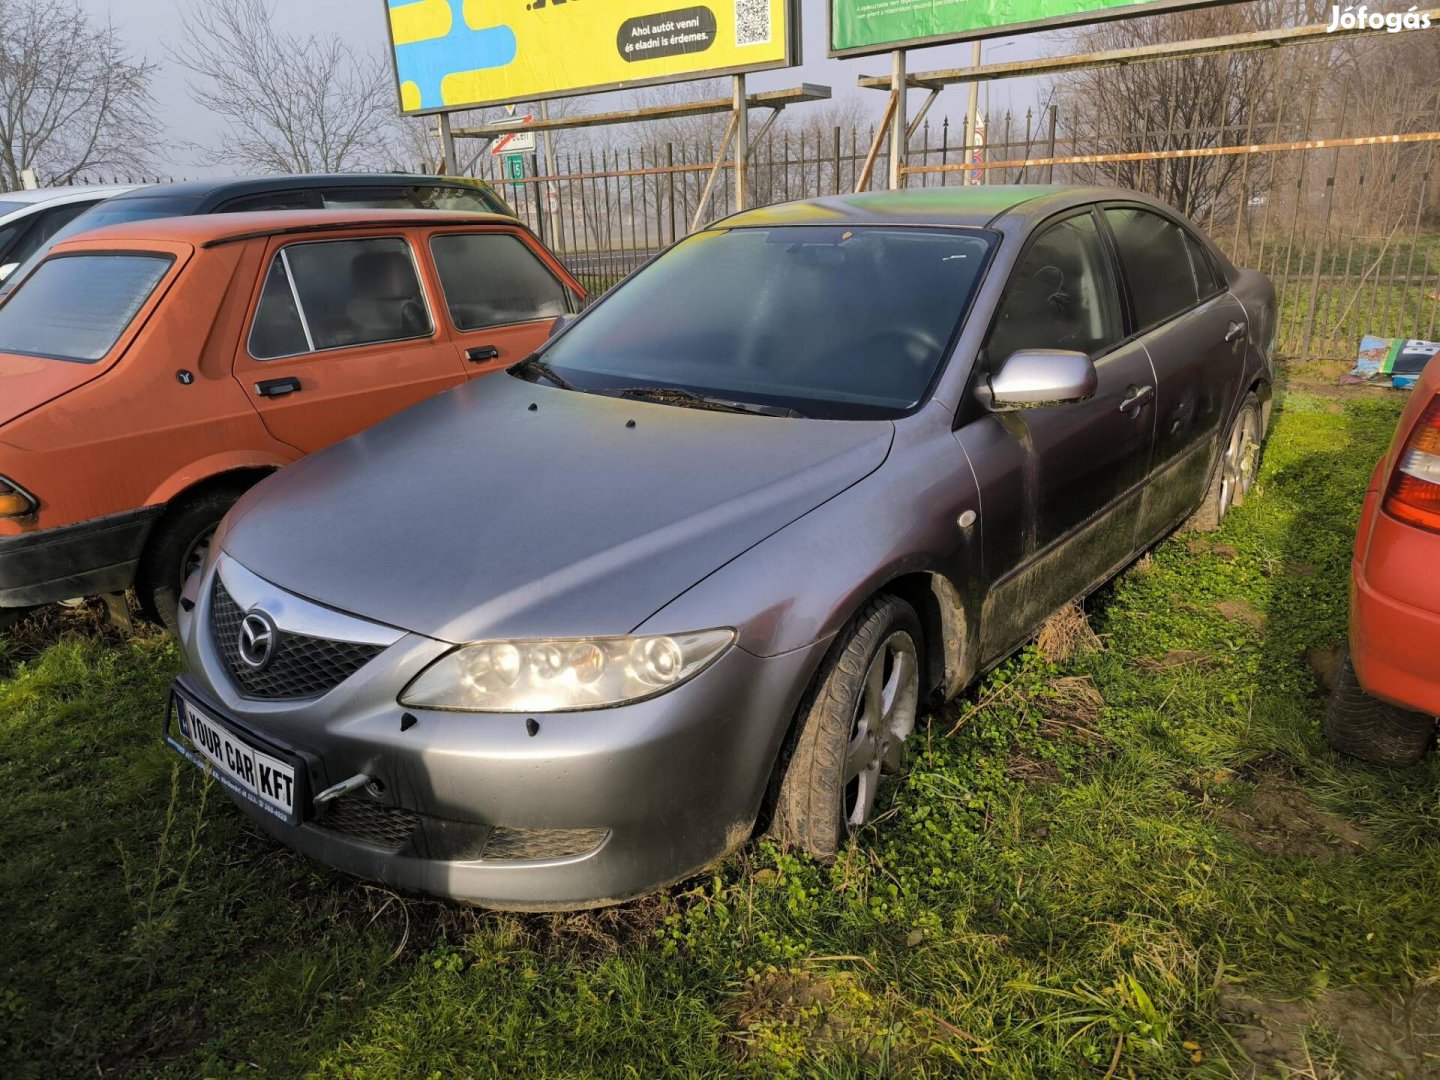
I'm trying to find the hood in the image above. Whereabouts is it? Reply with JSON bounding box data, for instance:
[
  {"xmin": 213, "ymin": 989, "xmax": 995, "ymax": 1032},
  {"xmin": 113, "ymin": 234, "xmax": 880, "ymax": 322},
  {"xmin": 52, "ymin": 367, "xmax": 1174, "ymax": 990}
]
[
  {"xmin": 222, "ymin": 374, "xmax": 893, "ymax": 643},
  {"xmin": 0, "ymin": 353, "xmax": 110, "ymax": 428}
]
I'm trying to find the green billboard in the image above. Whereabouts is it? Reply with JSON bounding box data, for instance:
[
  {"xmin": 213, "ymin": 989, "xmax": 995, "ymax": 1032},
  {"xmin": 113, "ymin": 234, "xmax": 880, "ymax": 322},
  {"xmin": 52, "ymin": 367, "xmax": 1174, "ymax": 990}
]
[{"xmin": 829, "ymin": 0, "xmax": 1231, "ymax": 57}]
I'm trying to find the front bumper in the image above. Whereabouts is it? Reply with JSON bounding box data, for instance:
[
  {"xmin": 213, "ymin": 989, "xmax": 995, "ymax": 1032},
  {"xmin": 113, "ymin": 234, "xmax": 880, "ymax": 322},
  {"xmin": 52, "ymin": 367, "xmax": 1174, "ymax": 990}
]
[
  {"xmin": 0, "ymin": 506, "xmax": 161, "ymax": 607},
  {"xmin": 175, "ymin": 555, "xmax": 828, "ymax": 910}
]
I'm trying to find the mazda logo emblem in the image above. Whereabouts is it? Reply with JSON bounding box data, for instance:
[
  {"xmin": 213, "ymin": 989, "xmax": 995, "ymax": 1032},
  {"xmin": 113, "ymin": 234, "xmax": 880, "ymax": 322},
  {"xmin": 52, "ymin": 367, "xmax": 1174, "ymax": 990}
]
[{"xmin": 237, "ymin": 611, "xmax": 277, "ymax": 670}]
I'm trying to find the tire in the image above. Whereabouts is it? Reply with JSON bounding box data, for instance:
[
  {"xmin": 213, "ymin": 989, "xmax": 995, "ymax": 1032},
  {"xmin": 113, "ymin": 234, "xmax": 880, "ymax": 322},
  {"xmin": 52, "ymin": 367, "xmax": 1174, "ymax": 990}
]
[
  {"xmin": 1324, "ymin": 646, "xmax": 1435, "ymax": 767},
  {"xmin": 1187, "ymin": 391, "xmax": 1264, "ymax": 532},
  {"xmin": 771, "ymin": 594, "xmax": 923, "ymax": 860},
  {"xmin": 135, "ymin": 484, "xmax": 251, "ymax": 635}
]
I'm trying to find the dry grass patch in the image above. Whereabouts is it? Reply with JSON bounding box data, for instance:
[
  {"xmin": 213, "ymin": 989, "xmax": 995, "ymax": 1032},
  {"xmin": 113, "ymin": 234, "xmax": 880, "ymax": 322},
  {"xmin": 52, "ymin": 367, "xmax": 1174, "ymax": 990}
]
[{"xmin": 1036, "ymin": 601, "xmax": 1102, "ymax": 663}]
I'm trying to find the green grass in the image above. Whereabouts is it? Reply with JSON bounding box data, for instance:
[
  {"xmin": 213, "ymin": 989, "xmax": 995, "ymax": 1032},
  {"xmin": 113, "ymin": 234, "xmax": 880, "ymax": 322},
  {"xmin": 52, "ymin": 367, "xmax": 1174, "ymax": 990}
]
[{"xmin": 3, "ymin": 387, "xmax": 1438, "ymax": 1078}]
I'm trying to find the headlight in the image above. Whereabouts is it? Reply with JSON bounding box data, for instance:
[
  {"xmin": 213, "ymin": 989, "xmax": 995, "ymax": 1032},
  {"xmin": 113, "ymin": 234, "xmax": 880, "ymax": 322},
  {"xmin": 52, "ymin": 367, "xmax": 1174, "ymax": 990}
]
[
  {"xmin": 398, "ymin": 629, "xmax": 735, "ymax": 713},
  {"xmin": 0, "ymin": 476, "xmax": 36, "ymax": 519}
]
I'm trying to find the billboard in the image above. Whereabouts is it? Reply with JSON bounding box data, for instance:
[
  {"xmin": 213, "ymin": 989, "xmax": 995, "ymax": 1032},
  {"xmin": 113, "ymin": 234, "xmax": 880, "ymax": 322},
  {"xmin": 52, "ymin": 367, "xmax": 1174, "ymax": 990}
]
[
  {"xmin": 385, "ymin": 0, "xmax": 799, "ymax": 115},
  {"xmin": 829, "ymin": 0, "xmax": 1231, "ymax": 58}
]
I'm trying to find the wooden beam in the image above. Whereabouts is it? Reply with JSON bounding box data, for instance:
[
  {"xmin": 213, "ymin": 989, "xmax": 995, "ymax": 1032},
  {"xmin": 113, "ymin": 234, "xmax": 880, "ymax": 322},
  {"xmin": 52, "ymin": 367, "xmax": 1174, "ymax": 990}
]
[
  {"xmin": 453, "ymin": 84, "xmax": 831, "ymax": 138},
  {"xmin": 858, "ymin": 13, "xmax": 1440, "ymax": 90},
  {"xmin": 904, "ymin": 130, "xmax": 1440, "ymax": 175}
]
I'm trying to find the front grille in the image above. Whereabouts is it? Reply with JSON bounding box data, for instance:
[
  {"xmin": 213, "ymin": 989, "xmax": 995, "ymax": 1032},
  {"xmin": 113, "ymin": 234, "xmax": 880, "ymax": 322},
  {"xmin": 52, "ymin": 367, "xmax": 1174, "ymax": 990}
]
[
  {"xmin": 482, "ymin": 827, "xmax": 609, "ymax": 861},
  {"xmin": 315, "ymin": 799, "xmax": 420, "ymax": 852},
  {"xmin": 211, "ymin": 578, "xmax": 384, "ymax": 700}
]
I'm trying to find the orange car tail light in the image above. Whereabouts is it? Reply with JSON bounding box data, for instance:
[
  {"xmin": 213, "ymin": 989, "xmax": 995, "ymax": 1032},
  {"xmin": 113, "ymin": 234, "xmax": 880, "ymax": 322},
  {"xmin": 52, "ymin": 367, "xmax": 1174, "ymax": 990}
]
[{"xmin": 1383, "ymin": 394, "xmax": 1440, "ymax": 533}]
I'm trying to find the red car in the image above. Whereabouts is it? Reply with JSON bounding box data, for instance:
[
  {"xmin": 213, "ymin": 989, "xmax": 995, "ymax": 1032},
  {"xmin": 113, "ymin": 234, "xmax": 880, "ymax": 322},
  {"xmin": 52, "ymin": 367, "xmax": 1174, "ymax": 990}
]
[{"xmin": 1328, "ymin": 353, "xmax": 1440, "ymax": 764}]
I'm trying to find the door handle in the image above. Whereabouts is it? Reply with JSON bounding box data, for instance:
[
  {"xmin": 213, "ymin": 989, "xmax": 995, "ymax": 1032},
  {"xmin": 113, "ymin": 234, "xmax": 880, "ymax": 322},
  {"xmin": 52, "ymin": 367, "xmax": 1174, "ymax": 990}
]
[
  {"xmin": 1118, "ymin": 384, "xmax": 1154, "ymax": 412},
  {"xmin": 466, "ymin": 345, "xmax": 500, "ymax": 363},
  {"xmin": 255, "ymin": 377, "xmax": 301, "ymax": 398},
  {"xmin": 1225, "ymin": 320, "xmax": 1247, "ymax": 342}
]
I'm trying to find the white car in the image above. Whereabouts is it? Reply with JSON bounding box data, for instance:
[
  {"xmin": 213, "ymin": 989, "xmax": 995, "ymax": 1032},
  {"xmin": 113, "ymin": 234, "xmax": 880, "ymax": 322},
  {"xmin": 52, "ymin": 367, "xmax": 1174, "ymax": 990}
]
[{"xmin": 0, "ymin": 185, "xmax": 138, "ymax": 281}]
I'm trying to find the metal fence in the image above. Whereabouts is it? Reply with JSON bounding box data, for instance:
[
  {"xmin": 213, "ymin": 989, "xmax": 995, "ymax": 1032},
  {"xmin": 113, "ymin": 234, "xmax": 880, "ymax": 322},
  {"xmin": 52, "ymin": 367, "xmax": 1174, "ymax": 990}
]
[{"xmin": 475, "ymin": 97, "xmax": 1440, "ymax": 361}]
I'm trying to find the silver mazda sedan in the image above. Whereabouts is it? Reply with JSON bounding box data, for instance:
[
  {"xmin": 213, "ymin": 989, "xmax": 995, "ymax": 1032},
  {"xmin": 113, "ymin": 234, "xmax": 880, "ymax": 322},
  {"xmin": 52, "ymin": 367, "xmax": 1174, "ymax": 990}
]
[{"xmin": 168, "ymin": 187, "xmax": 1275, "ymax": 910}]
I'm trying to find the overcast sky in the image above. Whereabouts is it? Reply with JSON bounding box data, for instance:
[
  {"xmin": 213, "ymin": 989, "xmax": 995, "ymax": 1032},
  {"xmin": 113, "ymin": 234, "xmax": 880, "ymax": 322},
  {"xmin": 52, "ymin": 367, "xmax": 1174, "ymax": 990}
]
[{"xmin": 77, "ymin": 0, "xmax": 1052, "ymax": 176}]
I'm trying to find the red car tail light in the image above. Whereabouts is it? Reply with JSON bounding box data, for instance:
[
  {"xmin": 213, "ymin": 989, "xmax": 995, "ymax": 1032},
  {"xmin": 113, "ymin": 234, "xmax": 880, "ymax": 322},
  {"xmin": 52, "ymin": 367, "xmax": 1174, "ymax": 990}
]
[{"xmin": 1383, "ymin": 394, "xmax": 1440, "ymax": 532}]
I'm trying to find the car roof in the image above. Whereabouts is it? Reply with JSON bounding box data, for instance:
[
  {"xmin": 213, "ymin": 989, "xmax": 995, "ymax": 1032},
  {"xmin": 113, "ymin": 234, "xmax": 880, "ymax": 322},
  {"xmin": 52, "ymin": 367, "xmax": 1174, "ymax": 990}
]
[
  {"xmin": 55, "ymin": 208, "xmax": 524, "ymax": 248},
  {"xmin": 100, "ymin": 173, "xmax": 497, "ymax": 203},
  {"xmin": 715, "ymin": 185, "xmax": 1150, "ymax": 230},
  {"xmin": 0, "ymin": 184, "xmax": 139, "ymax": 207}
]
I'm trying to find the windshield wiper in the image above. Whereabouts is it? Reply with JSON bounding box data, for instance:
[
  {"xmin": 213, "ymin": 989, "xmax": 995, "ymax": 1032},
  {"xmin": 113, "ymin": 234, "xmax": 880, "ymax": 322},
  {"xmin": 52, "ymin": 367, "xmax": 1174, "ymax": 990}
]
[
  {"xmin": 613, "ymin": 385, "xmax": 805, "ymax": 418},
  {"xmin": 509, "ymin": 354, "xmax": 576, "ymax": 391}
]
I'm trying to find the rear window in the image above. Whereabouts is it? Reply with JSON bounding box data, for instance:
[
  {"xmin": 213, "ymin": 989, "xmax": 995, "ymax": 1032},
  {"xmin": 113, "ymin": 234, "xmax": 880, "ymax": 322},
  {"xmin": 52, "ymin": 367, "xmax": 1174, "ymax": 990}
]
[{"xmin": 0, "ymin": 253, "xmax": 173, "ymax": 363}]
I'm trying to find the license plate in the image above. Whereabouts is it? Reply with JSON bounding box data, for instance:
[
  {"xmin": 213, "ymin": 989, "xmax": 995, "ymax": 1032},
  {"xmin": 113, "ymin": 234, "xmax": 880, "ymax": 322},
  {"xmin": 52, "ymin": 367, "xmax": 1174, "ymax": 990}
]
[{"xmin": 167, "ymin": 693, "xmax": 299, "ymax": 824}]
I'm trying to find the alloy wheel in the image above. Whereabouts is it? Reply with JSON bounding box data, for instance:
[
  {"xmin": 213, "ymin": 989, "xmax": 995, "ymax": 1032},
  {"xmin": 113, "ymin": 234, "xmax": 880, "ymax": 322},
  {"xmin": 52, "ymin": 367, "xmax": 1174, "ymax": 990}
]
[
  {"xmin": 180, "ymin": 526, "xmax": 216, "ymax": 590},
  {"xmin": 842, "ymin": 630, "xmax": 919, "ymax": 830},
  {"xmin": 1219, "ymin": 407, "xmax": 1261, "ymax": 515}
]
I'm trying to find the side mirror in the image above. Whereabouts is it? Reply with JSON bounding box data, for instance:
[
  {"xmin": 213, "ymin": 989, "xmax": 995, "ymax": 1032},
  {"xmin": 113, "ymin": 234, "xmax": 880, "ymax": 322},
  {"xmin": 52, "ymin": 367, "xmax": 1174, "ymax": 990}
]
[
  {"xmin": 981, "ymin": 349, "xmax": 1098, "ymax": 411},
  {"xmin": 548, "ymin": 314, "xmax": 573, "ymax": 339}
]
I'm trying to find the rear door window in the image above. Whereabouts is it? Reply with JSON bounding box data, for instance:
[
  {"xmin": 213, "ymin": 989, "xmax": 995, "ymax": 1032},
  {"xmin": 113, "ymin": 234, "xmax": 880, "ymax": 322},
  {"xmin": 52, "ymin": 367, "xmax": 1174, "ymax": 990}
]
[
  {"xmin": 429, "ymin": 232, "xmax": 570, "ymax": 330},
  {"xmin": 1104, "ymin": 208, "xmax": 1206, "ymax": 330},
  {"xmin": 248, "ymin": 237, "xmax": 433, "ymax": 359},
  {"xmin": 0, "ymin": 253, "xmax": 173, "ymax": 362}
]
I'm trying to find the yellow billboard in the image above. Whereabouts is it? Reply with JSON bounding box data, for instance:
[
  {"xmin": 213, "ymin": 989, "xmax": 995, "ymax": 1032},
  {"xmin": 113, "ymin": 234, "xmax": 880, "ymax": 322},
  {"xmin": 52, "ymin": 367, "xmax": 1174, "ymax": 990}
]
[{"xmin": 384, "ymin": 0, "xmax": 798, "ymax": 115}]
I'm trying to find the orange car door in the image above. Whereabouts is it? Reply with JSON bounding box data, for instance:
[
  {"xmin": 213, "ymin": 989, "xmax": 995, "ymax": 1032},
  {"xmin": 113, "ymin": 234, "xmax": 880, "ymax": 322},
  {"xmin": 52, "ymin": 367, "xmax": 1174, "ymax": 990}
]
[
  {"xmin": 232, "ymin": 230, "xmax": 469, "ymax": 454},
  {"xmin": 423, "ymin": 227, "xmax": 578, "ymax": 378}
]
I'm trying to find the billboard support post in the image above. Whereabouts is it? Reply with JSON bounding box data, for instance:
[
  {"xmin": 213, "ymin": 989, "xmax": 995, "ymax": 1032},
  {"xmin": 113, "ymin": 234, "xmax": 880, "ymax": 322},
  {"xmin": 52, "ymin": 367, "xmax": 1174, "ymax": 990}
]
[
  {"xmin": 734, "ymin": 74, "xmax": 749, "ymax": 212},
  {"xmin": 439, "ymin": 112, "xmax": 456, "ymax": 175},
  {"xmin": 539, "ymin": 99, "xmax": 558, "ymax": 232},
  {"xmin": 887, "ymin": 51, "xmax": 906, "ymax": 190}
]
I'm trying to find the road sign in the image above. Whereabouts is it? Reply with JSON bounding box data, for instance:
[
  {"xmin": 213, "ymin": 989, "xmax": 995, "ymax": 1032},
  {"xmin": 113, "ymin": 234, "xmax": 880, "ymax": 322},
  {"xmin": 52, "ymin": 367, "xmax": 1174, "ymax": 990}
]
[
  {"xmin": 491, "ymin": 129, "xmax": 536, "ymax": 155},
  {"xmin": 504, "ymin": 153, "xmax": 526, "ymax": 181},
  {"xmin": 489, "ymin": 114, "xmax": 536, "ymax": 156}
]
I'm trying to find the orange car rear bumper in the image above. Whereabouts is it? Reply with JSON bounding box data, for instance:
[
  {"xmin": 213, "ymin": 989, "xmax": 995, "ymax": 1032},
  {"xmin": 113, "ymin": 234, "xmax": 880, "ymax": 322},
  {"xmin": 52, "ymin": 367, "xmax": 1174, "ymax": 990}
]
[{"xmin": 1350, "ymin": 491, "xmax": 1440, "ymax": 717}]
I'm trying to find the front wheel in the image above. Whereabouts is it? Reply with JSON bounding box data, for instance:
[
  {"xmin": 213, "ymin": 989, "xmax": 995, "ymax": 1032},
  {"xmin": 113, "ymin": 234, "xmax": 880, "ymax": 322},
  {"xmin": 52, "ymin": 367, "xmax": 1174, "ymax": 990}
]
[
  {"xmin": 1187, "ymin": 391, "xmax": 1263, "ymax": 532},
  {"xmin": 771, "ymin": 594, "xmax": 923, "ymax": 859},
  {"xmin": 1324, "ymin": 646, "xmax": 1435, "ymax": 767}
]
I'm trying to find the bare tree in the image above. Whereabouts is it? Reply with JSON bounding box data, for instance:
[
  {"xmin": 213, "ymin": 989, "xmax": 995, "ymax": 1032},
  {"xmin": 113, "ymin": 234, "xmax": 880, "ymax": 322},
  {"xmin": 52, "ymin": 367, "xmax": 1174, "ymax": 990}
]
[
  {"xmin": 1049, "ymin": 0, "xmax": 1331, "ymax": 220},
  {"xmin": 0, "ymin": 0, "xmax": 157, "ymax": 190},
  {"xmin": 174, "ymin": 0, "xmax": 396, "ymax": 173}
]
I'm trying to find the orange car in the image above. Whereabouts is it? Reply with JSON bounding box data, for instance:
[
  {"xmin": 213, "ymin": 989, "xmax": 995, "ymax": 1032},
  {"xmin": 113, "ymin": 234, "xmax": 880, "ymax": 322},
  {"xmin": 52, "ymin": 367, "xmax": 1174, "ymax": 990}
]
[
  {"xmin": 0, "ymin": 209, "xmax": 584, "ymax": 629},
  {"xmin": 1327, "ymin": 351, "xmax": 1440, "ymax": 765}
]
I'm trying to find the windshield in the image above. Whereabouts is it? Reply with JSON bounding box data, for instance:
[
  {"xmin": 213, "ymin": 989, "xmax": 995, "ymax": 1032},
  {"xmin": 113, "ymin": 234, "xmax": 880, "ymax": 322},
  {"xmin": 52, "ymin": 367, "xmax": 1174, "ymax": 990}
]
[
  {"xmin": 535, "ymin": 225, "xmax": 994, "ymax": 419},
  {"xmin": 0, "ymin": 195, "xmax": 200, "ymax": 296},
  {"xmin": 0, "ymin": 253, "xmax": 174, "ymax": 362}
]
